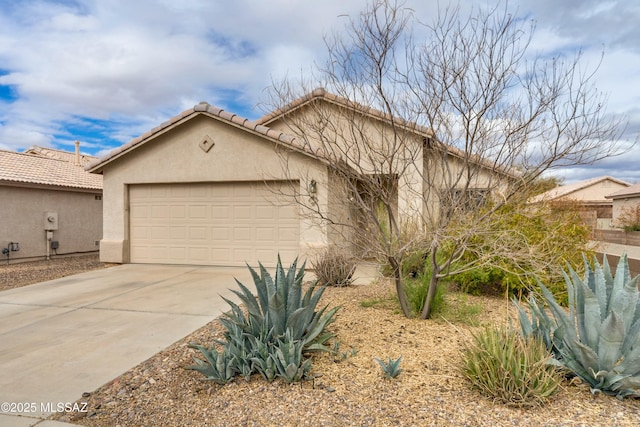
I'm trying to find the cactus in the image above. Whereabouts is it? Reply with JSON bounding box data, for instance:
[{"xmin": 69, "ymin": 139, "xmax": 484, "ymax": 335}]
[{"xmin": 516, "ymin": 254, "xmax": 640, "ymax": 399}]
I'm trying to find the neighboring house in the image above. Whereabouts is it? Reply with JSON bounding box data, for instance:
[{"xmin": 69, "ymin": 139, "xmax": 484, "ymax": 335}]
[
  {"xmin": 606, "ymin": 183, "xmax": 640, "ymax": 229},
  {"xmin": 0, "ymin": 143, "xmax": 103, "ymax": 262},
  {"xmin": 530, "ymin": 176, "xmax": 631, "ymax": 230},
  {"xmin": 88, "ymin": 90, "xmax": 511, "ymax": 267}
]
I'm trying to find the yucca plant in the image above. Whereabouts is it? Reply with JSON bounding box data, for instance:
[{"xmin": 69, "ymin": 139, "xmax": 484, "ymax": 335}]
[
  {"xmin": 375, "ymin": 356, "xmax": 403, "ymax": 379},
  {"xmin": 516, "ymin": 254, "xmax": 640, "ymax": 399},
  {"xmin": 188, "ymin": 256, "xmax": 339, "ymax": 384},
  {"xmin": 461, "ymin": 326, "xmax": 562, "ymax": 407}
]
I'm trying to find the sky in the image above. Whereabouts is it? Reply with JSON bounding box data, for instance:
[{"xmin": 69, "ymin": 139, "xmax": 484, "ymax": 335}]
[{"xmin": 0, "ymin": 0, "xmax": 638, "ymax": 184}]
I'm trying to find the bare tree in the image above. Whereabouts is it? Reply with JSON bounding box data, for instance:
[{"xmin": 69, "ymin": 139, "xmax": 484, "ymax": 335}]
[{"xmin": 262, "ymin": 0, "xmax": 629, "ymax": 318}]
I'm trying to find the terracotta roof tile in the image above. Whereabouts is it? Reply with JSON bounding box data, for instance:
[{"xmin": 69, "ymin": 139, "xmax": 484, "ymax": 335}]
[
  {"xmin": 87, "ymin": 90, "xmax": 512, "ymax": 177},
  {"xmin": 0, "ymin": 149, "xmax": 103, "ymax": 190}
]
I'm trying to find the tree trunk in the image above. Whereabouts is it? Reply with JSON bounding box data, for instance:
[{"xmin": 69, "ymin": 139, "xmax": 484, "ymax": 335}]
[
  {"xmin": 389, "ymin": 257, "xmax": 411, "ymax": 317},
  {"xmin": 420, "ymin": 253, "xmax": 440, "ymax": 319}
]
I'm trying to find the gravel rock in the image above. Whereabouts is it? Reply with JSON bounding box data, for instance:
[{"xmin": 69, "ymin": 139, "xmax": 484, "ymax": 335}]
[
  {"xmin": 6, "ymin": 257, "xmax": 639, "ymax": 425},
  {"xmin": 0, "ymin": 254, "xmax": 108, "ymax": 291}
]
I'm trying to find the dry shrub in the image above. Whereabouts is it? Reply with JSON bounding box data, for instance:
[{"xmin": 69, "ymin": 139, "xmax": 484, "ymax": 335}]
[
  {"xmin": 311, "ymin": 247, "xmax": 357, "ymax": 287},
  {"xmin": 618, "ymin": 204, "xmax": 640, "ymax": 231}
]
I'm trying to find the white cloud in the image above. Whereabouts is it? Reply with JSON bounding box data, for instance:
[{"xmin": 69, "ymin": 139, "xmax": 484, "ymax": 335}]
[{"xmin": 0, "ymin": 0, "xmax": 637, "ymax": 184}]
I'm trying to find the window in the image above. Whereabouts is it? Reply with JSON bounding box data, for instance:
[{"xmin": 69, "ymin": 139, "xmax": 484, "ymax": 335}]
[{"xmin": 440, "ymin": 188, "xmax": 488, "ymax": 218}]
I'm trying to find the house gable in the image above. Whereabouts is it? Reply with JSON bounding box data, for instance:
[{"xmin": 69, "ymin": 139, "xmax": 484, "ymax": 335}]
[
  {"xmin": 88, "ymin": 102, "xmax": 327, "ymax": 175},
  {"xmin": 531, "ymin": 176, "xmax": 631, "ymax": 205}
]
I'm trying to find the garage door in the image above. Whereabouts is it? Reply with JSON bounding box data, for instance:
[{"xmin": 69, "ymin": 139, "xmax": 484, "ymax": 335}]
[{"xmin": 129, "ymin": 181, "xmax": 299, "ymax": 266}]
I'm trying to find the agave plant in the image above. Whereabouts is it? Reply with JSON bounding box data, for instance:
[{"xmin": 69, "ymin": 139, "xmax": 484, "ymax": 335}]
[
  {"xmin": 516, "ymin": 254, "xmax": 640, "ymax": 399},
  {"xmin": 375, "ymin": 356, "xmax": 403, "ymax": 379},
  {"xmin": 272, "ymin": 329, "xmax": 313, "ymax": 383},
  {"xmin": 188, "ymin": 256, "xmax": 339, "ymax": 384},
  {"xmin": 187, "ymin": 344, "xmax": 236, "ymax": 384},
  {"xmin": 221, "ymin": 256, "xmax": 339, "ymax": 351}
]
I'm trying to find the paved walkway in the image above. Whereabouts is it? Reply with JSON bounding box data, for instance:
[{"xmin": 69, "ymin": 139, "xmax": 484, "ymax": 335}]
[
  {"xmin": 0, "ymin": 264, "xmax": 251, "ymax": 427},
  {"xmin": 591, "ymin": 241, "xmax": 640, "ymax": 276},
  {"xmin": 593, "ymin": 241, "xmax": 640, "ymax": 260}
]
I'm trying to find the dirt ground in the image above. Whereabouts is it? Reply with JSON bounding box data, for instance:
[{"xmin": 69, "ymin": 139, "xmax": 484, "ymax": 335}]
[{"xmin": 3, "ymin": 256, "xmax": 639, "ymax": 426}]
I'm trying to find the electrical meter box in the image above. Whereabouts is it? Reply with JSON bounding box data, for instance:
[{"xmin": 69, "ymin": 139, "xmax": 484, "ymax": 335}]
[{"xmin": 44, "ymin": 212, "xmax": 59, "ymax": 230}]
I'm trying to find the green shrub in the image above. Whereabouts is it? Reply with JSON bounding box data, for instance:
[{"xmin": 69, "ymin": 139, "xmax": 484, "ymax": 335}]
[
  {"xmin": 447, "ymin": 200, "xmax": 590, "ymax": 303},
  {"xmin": 515, "ymin": 254, "xmax": 640, "ymax": 399},
  {"xmin": 405, "ymin": 274, "xmax": 446, "ymax": 317},
  {"xmin": 461, "ymin": 326, "xmax": 562, "ymax": 407},
  {"xmin": 401, "ymin": 251, "xmax": 427, "ymax": 277},
  {"xmin": 379, "ymin": 250, "xmax": 427, "ymax": 278},
  {"xmin": 188, "ymin": 257, "xmax": 339, "ymax": 384},
  {"xmin": 440, "ymin": 293, "xmax": 482, "ymax": 325},
  {"xmin": 311, "ymin": 247, "xmax": 357, "ymax": 287}
]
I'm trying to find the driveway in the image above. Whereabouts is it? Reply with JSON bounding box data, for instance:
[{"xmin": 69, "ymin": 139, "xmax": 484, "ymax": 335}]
[{"xmin": 0, "ymin": 264, "xmax": 248, "ymax": 426}]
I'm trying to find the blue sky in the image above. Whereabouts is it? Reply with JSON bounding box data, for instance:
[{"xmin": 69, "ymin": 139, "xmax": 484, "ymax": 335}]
[{"xmin": 0, "ymin": 0, "xmax": 638, "ymax": 183}]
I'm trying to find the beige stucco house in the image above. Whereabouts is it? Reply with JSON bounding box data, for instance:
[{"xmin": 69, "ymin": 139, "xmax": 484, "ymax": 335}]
[
  {"xmin": 0, "ymin": 144, "xmax": 103, "ymax": 262},
  {"xmin": 606, "ymin": 183, "xmax": 640, "ymax": 229},
  {"xmin": 530, "ymin": 176, "xmax": 631, "ymax": 230},
  {"xmin": 89, "ymin": 90, "xmax": 511, "ymax": 267},
  {"xmin": 88, "ymin": 101, "xmax": 329, "ymax": 267}
]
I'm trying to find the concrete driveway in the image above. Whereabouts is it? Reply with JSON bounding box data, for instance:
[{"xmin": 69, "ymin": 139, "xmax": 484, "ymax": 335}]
[{"xmin": 0, "ymin": 264, "xmax": 249, "ymax": 426}]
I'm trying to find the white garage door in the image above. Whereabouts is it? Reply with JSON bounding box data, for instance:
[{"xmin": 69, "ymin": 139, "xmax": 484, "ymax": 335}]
[{"xmin": 129, "ymin": 181, "xmax": 299, "ymax": 266}]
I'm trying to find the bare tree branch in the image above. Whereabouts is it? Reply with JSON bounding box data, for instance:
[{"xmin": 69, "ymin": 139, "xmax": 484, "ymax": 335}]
[{"xmin": 261, "ymin": 0, "xmax": 633, "ymax": 319}]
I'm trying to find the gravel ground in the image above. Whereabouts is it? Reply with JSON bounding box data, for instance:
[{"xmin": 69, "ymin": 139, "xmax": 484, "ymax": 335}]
[
  {"xmin": 0, "ymin": 254, "xmax": 109, "ymax": 291},
  {"xmin": 3, "ymin": 257, "xmax": 639, "ymax": 426}
]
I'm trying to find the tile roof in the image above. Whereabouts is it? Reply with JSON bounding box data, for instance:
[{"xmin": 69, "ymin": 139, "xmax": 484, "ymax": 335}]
[
  {"xmin": 87, "ymin": 102, "xmax": 329, "ymax": 173},
  {"xmin": 258, "ymin": 88, "xmax": 518, "ymax": 178},
  {"xmin": 530, "ymin": 176, "xmax": 631, "ymax": 203},
  {"xmin": 23, "ymin": 145, "xmax": 98, "ymax": 167},
  {"xmin": 0, "ymin": 149, "xmax": 103, "ymax": 190},
  {"xmin": 606, "ymin": 182, "xmax": 640, "ymax": 199},
  {"xmin": 86, "ymin": 89, "xmax": 517, "ymax": 179},
  {"xmin": 258, "ymin": 87, "xmax": 436, "ymax": 137}
]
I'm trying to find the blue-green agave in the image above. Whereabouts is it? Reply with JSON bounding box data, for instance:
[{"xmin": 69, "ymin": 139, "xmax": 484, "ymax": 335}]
[
  {"xmin": 374, "ymin": 356, "xmax": 403, "ymax": 379},
  {"xmin": 516, "ymin": 254, "xmax": 640, "ymax": 399},
  {"xmin": 188, "ymin": 256, "xmax": 338, "ymax": 384}
]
